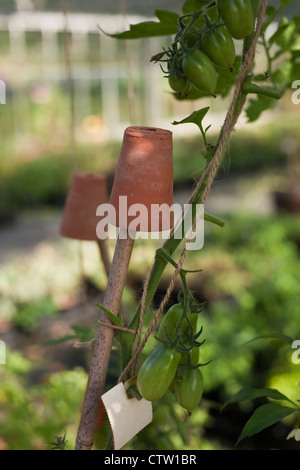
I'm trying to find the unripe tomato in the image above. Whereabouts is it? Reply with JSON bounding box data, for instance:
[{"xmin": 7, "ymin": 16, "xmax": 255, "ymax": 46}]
[
  {"xmin": 137, "ymin": 343, "xmax": 181, "ymax": 401},
  {"xmin": 216, "ymin": 0, "xmax": 255, "ymax": 40},
  {"xmin": 181, "ymin": 346, "xmax": 199, "ymax": 366},
  {"xmin": 201, "ymin": 26, "xmax": 236, "ymax": 68},
  {"xmin": 175, "ymin": 367, "xmax": 204, "ymax": 413},
  {"xmin": 182, "ymin": 26, "xmax": 201, "ymax": 48},
  {"xmin": 182, "ymin": 50, "xmax": 218, "ymax": 94},
  {"xmin": 156, "ymin": 304, "xmax": 198, "ymax": 345},
  {"xmin": 156, "ymin": 303, "xmax": 183, "ymax": 342},
  {"xmin": 168, "ymin": 73, "xmax": 190, "ymax": 94}
]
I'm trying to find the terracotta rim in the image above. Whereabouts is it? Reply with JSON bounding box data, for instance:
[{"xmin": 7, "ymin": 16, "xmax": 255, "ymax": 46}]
[{"xmin": 125, "ymin": 126, "xmax": 172, "ymax": 138}]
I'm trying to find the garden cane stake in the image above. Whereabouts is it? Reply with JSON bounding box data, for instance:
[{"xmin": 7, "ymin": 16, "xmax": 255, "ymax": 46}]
[{"xmin": 75, "ymin": 233, "xmax": 134, "ymax": 450}]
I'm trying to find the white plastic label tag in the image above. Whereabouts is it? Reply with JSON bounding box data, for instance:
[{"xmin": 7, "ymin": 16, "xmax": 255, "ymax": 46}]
[{"xmin": 101, "ymin": 382, "xmax": 152, "ymax": 450}]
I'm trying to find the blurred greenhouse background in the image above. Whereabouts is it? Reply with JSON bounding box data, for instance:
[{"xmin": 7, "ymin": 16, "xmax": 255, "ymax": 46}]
[{"xmin": 0, "ymin": 0, "xmax": 299, "ymax": 451}]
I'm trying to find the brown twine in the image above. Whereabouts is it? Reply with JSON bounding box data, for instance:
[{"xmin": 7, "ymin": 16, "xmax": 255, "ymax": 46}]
[{"xmin": 118, "ymin": 0, "xmax": 268, "ymax": 384}]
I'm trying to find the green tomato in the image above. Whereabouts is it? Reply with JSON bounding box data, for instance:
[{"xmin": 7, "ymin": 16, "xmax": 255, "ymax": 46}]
[
  {"xmin": 216, "ymin": 0, "xmax": 255, "ymax": 40},
  {"xmin": 182, "ymin": 26, "xmax": 202, "ymax": 48},
  {"xmin": 156, "ymin": 304, "xmax": 198, "ymax": 344},
  {"xmin": 168, "ymin": 73, "xmax": 190, "ymax": 94},
  {"xmin": 182, "ymin": 50, "xmax": 218, "ymax": 94},
  {"xmin": 156, "ymin": 303, "xmax": 183, "ymax": 342},
  {"xmin": 181, "ymin": 346, "xmax": 200, "ymax": 366},
  {"xmin": 201, "ymin": 26, "xmax": 236, "ymax": 69},
  {"xmin": 137, "ymin": 343, "xmax": 181, "ymax": 401},
  {"xmin": 175, "ymin": 367, "xmax": 204, "ymax": 413}
]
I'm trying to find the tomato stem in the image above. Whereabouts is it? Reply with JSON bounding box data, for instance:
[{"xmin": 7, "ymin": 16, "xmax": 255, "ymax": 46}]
[
  {"xmin": 175, "ymin": 1, "xmax": 217, "ymax": 49},
  {"xmin": 242, "ymin": 81, "xmax": 282, "ymax": 100},
  {"xmin": 164, "ymin": 391, "xmax": 188, "ymax": 445}
]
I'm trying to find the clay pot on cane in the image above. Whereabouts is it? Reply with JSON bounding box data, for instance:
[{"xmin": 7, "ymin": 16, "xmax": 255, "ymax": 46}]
[
  {"xmin": 60, "ymin": 172, "xmax": 107, "ymax": 241},
  {"xmin": 108, "ymin": 126, "xmax": 174, "ymax": 234}
]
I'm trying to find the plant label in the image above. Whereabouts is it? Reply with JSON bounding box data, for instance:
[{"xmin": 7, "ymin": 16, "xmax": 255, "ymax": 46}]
[{"xmin": 101, "ymin": 382, "xmax": 152, "ymax": 449}]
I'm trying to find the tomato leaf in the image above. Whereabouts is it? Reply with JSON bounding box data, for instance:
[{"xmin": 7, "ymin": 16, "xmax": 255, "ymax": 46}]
[
  {"xmin": 71, "ymin": 325, "xmax": 94, "ymax": 341},
  {"xmin": 44, "ymin": 334, "xmax": 77, "ymax": 346},
  {"xmin": 172, "ymin": 107, "xmax": 212, "ymax": 148},
  {"xmin": 203, "ymin": 212, "xmax": 225, "ymax": 227},
  {"xmin": 44, "ymin": 324, "xmax": 92, "ymax": 345},
  {"xmin": 269, "ymin": 17, "xmax": 300, "ymax": 54},
  {"xmin": 172, "ymin": 107, "xmax": 210, "ymax": 129},
  {"xmin": 245, "ymin": 94, "xmax": 278, "ymax": 122},
  {"xmin": 242, "ymin": 333, "xmax": 294, "ymax": 346},
  {"xmin": 100, "ymin": 10, "xmax": 179, "ymax": 39},
  {"xmin": 272, "ymin": 53, "xmax": 300, "ymax": 87},
  {"xmin": 236, "ymin": 403, "xmax": 297, "ymax": 445},
  {"xmin": 182, "ymin": 0, "xmax": 211, "ymax": 14},
  {"xmin": 223, "ymin": 386, "xmax": 295, "ymax": 411}
]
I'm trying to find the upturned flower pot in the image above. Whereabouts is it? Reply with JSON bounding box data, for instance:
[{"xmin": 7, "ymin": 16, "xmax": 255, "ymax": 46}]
[
  {"xmin": 108, "ymin": 126, "xmax": 173, "ymax": 233},
  {"xmin": 60, "ymin": 172, "xmax": 107, "ymax": 241}
]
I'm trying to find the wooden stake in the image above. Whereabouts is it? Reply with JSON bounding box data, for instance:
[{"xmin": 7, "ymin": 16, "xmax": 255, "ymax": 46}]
[{"xmin": 75, "ymin": 232, "xmax": 134, "ymax": 450}]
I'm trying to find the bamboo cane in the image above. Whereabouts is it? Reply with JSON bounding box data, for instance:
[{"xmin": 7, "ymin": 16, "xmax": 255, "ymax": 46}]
[{"xmin": 75, "ymin": 232, "xmax": 134, "ymax": 450}]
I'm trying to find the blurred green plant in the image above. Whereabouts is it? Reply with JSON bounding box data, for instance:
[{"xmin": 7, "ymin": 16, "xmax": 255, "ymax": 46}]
[
  {"xmin": 12, "ymin": 296, "xmax": 58, "ymax": 334},
  {"xmin": 0, "ymin": 348, "xmax": 87, "ymax": 450},
  {"xmin": 193, "ymin": 212, "xmax": 300, "ymax": 388}
]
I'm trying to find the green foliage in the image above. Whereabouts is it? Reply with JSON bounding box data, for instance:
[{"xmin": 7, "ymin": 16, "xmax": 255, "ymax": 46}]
[
  {"xmin": 0, "ymin": 349, "xmax": 87, "ymax": 450},
  {"xmin": 185, "ymin": 212, "xmax": 300, "ymax": 398},
  {"xmin": 223, "ymin": 385, "xmax": 296, "ymax": 409},
  {"xmin": 47, "ymin": 430, "xmax": 68, "ymax": 450},
  {"xmin": 237, "ymin": 402, "xmax": 297, "ymax": 445},
  {"xmin": 12, "ymin": 296, "xmax": 58, "ymax": 333},
  {"xmin": 44, "ymin": 325, "xmax": 94, "ymax": 346},
  {"xmin": 172, "ymin": 107, "xmax": 211, "ymax": 143},
  {"xmin": 101, "ymin": 10, "xmax": 179, "ymax": 39},
  {"xmin": 244, "ymin": 95, "xmax": 278, "ymax": 122},
  {"xmin": 5, "ymin": 155, "xmax": 71, "ymax": 209},
  {"xmin": 223, "ymin": 385, "xmax": 299, "ymax": 445},
  {"xmin": 126, "ymin": 390, "xmax": 212, "ymax": 450}
]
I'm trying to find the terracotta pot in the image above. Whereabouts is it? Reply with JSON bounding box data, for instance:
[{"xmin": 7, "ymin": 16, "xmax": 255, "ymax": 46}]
[
  {"xmin": 60, "ymin": 172, "xmax": 107, "ymax": 241},
  {"xmin": 108, "ymin": 126, "xmax": 173, "ymax": 233}
]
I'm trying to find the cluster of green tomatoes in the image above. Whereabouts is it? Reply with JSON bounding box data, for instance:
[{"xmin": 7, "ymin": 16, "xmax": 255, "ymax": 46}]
[
  {"xmin": 137, "ymin": 302, "xmax": 206, "ymax": 414},
  {"xmin": 154, "ymin": 0, "xmax": 256, "ymax": 97}
]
